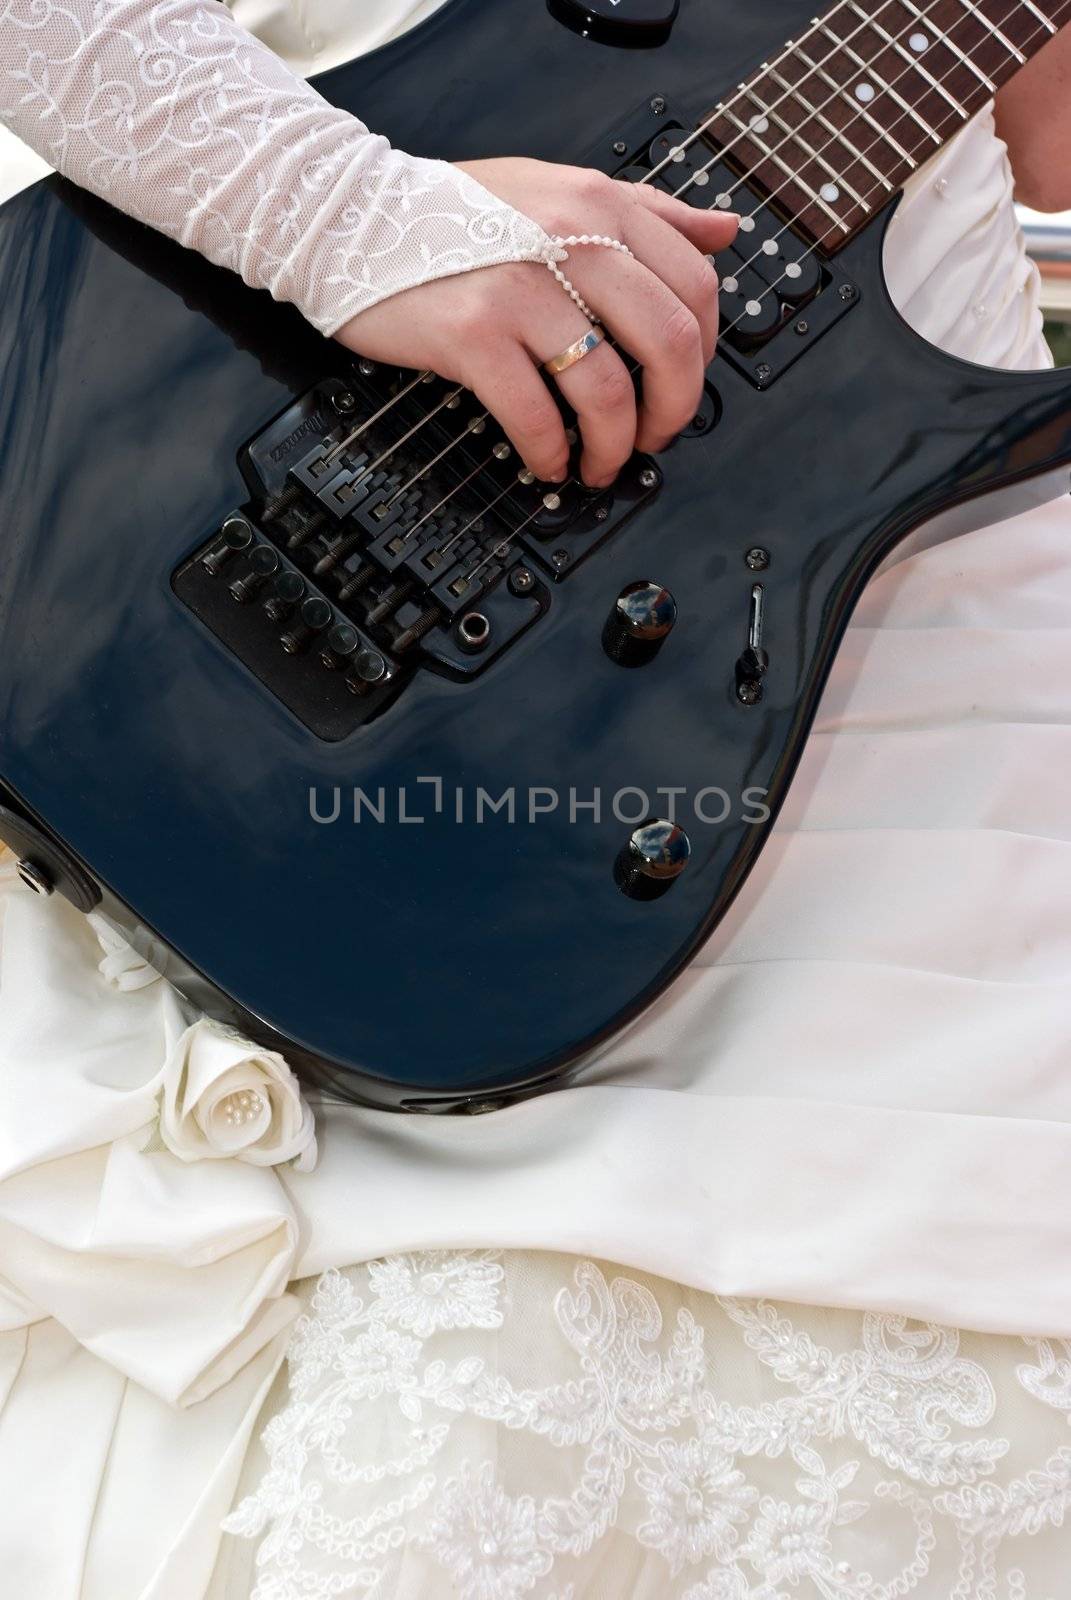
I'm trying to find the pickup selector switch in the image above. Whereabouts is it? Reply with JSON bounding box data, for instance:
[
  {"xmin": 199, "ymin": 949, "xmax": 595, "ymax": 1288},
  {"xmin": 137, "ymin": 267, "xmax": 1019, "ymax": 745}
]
[{"xmin": 602, "ymin": 580, "xmax": 676, "ymax": 666}]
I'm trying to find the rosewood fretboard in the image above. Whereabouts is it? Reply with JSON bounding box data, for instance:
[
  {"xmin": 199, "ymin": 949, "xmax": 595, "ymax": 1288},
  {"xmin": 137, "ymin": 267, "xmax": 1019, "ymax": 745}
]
[{"xmin": 699, "ymin": 0, "xmax": 1071, "ymax": 249}]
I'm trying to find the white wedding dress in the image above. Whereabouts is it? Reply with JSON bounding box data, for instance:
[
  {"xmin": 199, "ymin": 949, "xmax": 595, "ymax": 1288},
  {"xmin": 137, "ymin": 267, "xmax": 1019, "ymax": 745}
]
[{"xmin": 1, "ymin": 3, "xmax": 1070, "ymax": 1597}]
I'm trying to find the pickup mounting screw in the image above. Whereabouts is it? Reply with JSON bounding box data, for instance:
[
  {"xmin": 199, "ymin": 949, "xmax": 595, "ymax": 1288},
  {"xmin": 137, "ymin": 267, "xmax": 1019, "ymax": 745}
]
[
  {"xmin": 358, "ymin": 359, "xmax": 376, "ymax": 376},
  {"xmin": 552, "ymin": 548, "xmax": 570, "ymax": 569},
  {"xmin": 508, "ymin": 566, "xmax": 535, "ymax": 596},
  {"xmin": 612, "ymin": 140, "xmax": 628, "ymax": 156},
  {"xmin": 650, "ymin": 96, "xmax": 667, "ymax": 115},
  {"xmin": 332, "ymin": 389, "xmax": 356, "ymax": 415},
  {"xmin": 794, "ymin": 319, "xmax": 809, "ymax": 336},
  {"xmin": 737, "ymin": 680, "xmax": 763, "ymax": 705},
  {"xmin": 638, "ymin": 467, "xmax": 660, "ymax": 490},
  {"xmin": 838, "ymin": 283, "xmax": 856, "ymax": 302},
  {"xmin": 754, "ymin": 362, "xmax": 773, "ymax": 385},
  {"xmin": 594, "ymin": 504, "xmax": 610, "ymax": 522},
  {"xmin": 745, "ymin": 547, "xmax": 770, "ymax": 571}
]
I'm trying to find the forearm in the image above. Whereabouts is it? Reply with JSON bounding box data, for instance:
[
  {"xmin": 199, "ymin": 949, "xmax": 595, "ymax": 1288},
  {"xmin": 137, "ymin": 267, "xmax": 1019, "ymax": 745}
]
[
  {"xmin": 994, "ymin": 22, "xmax": 1071, "ymax": 213},
  {"xmin": 0, "ymin": 0, "xmax": 549, "ymax": 332}
]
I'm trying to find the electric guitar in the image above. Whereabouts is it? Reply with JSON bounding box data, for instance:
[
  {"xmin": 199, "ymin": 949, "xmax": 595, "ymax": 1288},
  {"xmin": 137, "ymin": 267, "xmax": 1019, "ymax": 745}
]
[{"xmin": 1, "ymin": 0, "xmax": 1068, "ymax": 1108}]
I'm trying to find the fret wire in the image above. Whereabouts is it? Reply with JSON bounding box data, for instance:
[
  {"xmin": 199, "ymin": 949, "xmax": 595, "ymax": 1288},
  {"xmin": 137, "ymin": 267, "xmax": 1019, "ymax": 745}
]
[
  {"xmin": 640, "ymin": 0, "xmax": 864, "ymax": 181},
  {"xmin": 460, "ymin": 0, "xmax": 1069, "ymax": 591},
  {"xmin": 897, "ymin": 0, "xmax": 997, "ymax": 88},
  {"xmin": 951, "ymin": 0, "xmax": 1027, "ymax": 58},
  {"xmin": 1018, "ymin": 0, "xmax": 1057, "ymax": 30},
  {"xmin": 642, "ymin": 0, "xmax": 980, "ymax": 194},
  {"xmin": 717, "ymin": 0, "xmax": 1059, "ymax": 343},
  {"xmin": 665, "ymin": 0, "xmax": 941, "ymax": 201},
  {"xmin": 819, "ymin": 21, "xmax": 943, "ymax": 140},
  {"xmin": 721, "ymin": 106, "xmax": 852, "ymax": 230},
  {"xmin": 744, "ymin": 91, "xmax": 874, "ymax": 209},
  {"xmin": 717, "ymin": 0, "xmax": 1006, "ymax": 284},
  {"xmin": 676, "ymin": 0, "xmax": 961, "ymax": 222},
  {"xmin": 846, "ymin": 0, "xmax": 969, "ymax": 116},
  {"xmin": 764, "ymin": 65, "xmax": 895, "ymax": 191},
  {"xmin": 790, "ymin": 44, "xmax": 920, "ymax": 167}
]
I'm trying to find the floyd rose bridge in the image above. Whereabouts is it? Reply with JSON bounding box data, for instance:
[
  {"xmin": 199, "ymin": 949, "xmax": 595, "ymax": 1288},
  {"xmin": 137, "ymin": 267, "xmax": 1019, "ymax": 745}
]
[{"xmin": 172, "ymin": 95, "xmax": 857, "ymax": 740}]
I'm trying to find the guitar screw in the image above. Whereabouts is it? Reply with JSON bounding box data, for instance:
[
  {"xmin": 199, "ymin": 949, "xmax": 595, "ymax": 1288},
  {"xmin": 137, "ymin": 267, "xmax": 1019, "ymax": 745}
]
[
  {"xmin": 612, "ymin": 140, "xmax": 628, "ymax": 155},
  {"xmin": 754, "ymin": 363, "xmax": 773, "ymax": 385},
  {"xmin": 358, "ymin": 360, "xmax": 376, "ymax": 376},
  {"xmin": 794, "ymin": 319, "xmax": 809, "ymax": 336},
  {"xmin": 639, "ymin": 467, "xmax": 660, "ymax": 489},
  {"xmin": 839, "ymin": 283, "xmax": 856, "ymax": 302},
  {"xmin": 552, "ymin": 549, "xmax": 570, "ymax": 569},
  {"xmin": 508, "ymin": 567, "xmax": 535, "ymax": 596},
  {"xmin": 737, "ymin": 680, "xmax": 763, "ymax": 705},
  {"xmin": 650, "ymin": 96, "xmax": 667, "ymax": 115},
  {"xmin": 745, "ymin": 547, "xmax": 769, "ymax": 571},
  {"xmin": 332, "ymin": 389, "xmax": 356, "ymax": 415},
  {"xmin": 594, "ymin": 504, "xmax": 610, "ymax": 522}
]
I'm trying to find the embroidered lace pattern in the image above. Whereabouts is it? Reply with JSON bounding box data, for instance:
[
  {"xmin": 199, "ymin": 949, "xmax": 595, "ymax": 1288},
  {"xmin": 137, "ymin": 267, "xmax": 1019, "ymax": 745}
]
[
  {"xmin": 0, "ymin": 0, "xmax": 555, "ymax": 333},
  {"xmin": 223, "ymin": 1253, "xmax": 1071, "ymax": 1598}
]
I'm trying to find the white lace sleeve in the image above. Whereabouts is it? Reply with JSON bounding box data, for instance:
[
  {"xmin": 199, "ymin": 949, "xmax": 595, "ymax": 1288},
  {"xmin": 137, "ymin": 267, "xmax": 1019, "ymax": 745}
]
[{"xmin": 0, "ymin": 0, "xmax": 554, "ymax": 334}]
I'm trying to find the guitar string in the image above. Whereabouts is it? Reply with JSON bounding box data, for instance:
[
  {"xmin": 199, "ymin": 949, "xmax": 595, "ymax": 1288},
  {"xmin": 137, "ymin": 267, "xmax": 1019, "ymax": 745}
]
[
  {"xmin": 643, "ymin": 0, "xmax": 916, "ymax": 182},
  {"xmin": 448, "ymin": 0, "xmax": 1062, "ymax": 584},
  {"xmin": 299, "ymin": 0, "xmax": 1056, "ymax": 607},
  {"xmin": 311, "ymin": 0, "xmax": 975, "ymax": 559},
  {"xmin": 717, "ymin": 0, "xmax": 1068, "ymax": 339},
  {"xmin": 320, "ymin": 0, "xmax": 961, "ymax": 475},
  {"xmin": 664, "ymin": 0, "xmax": 983, "ymax": 220},
  {"xmin": 701, "ymin": 0, "xmax": 1030, "ymax": 300},
  {"xmin": 658, "ymin": 0, "xmax": 1022, "ymax": 205}
]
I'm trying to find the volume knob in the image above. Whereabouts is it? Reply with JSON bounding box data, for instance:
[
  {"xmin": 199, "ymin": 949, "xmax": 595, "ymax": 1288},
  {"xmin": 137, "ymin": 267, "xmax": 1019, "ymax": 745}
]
[
  {"xmin": 602, "ymin": 580, "xmax": 677, "ymax": 666},
  {"xmin": 615, "ymin": 818, "xmax": 691, "ymax": 901}
]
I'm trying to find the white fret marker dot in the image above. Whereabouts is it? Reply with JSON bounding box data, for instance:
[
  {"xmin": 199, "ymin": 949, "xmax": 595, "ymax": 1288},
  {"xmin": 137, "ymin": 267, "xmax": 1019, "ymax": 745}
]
[
  {"xmin": 820, "ymin": 183, "xmax": 840, "ymax": 203},
  {"xmin": 761, "ymin": 239, "xmax": 778, "ymax": 256},
  {"xmin": 738, "ymin": 215, "xmax": 755, "ymax": 232},
  {"xmin": 745, "ymin": 299, "xmax": 762, "ymax": 317},
  {"xmin": 785, "ymin": 261, "xmax": 802, "ymax": 279},
  {"xmin": 715, "ymin": 191, "xmax": 733, "ymax": 209},
  {"xmin": 749, "ymin": 114, "xmax": 769, "ymax": 134},
  {"xmin": 909, "ymin": 31, "xmax": 929, "ymax": 50},
  {"xmin": 722, "ymin": 276, "xmax": 738, "ymax": 294},
  {"xmin": 855, "ymin": 82, "xmax": 875, "ymax": 102},
  {"xmin": 693, "ymin": 170, "xmax": 709, "ymax": 186}
]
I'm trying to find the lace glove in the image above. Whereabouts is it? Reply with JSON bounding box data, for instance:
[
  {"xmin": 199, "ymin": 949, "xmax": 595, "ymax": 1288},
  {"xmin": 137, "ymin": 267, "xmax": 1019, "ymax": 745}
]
[{"xmin": 0, "ymin": 0, "xmax": 556, "ymax": 334}]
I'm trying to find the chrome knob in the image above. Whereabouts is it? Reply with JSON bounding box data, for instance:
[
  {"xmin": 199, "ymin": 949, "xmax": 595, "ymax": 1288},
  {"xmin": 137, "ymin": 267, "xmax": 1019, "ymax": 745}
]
[
  {"xmin": 615, "ymin": 818, "xmax": 691, "ymax": 900},
  {"xmin": 603, "ymin": 580, "xmax": 677, "ymax": 666}
]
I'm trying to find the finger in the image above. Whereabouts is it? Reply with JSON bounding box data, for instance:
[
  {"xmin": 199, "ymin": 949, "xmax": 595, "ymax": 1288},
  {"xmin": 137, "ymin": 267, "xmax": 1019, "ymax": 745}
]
[
  {"xmin": 552, "ymin": 341, "xmax": 638, "ymax": 489},
  {"xmin": 468, "ymin": 342, "xmax": 570, "ymax": 483},
  {"xmin": 628, "ymin": 181, "xmax": 740, "ymax": 255},
  {"xmin": 565, "ymin": 250, "xmax": 705, "ymax": 459},
  {"xmin": 619, "ymin": 200, "xmax": 722, "ymax": 365},
  {"xmin": 520, "ymin": 283, "xmax": 639, "ymax": 488}
]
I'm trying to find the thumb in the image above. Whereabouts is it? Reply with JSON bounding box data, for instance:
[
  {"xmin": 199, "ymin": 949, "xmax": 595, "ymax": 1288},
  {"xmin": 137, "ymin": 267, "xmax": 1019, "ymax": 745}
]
[{"xmin": 629, "ymin": 182, "xmax": 740, "ymax": 254}]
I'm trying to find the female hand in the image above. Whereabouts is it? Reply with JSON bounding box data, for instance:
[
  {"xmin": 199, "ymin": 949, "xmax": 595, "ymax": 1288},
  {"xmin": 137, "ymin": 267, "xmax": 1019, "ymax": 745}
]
[{"xmin": 333, "ymin": 157, "xmax": 739, "ymax": 488}]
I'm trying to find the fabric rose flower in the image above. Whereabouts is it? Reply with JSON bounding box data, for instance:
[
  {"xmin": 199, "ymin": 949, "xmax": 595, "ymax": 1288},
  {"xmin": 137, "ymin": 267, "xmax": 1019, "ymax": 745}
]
[{"xmin": 152, "ymin": 1017, "xmax": 317, "ymax": 1172}]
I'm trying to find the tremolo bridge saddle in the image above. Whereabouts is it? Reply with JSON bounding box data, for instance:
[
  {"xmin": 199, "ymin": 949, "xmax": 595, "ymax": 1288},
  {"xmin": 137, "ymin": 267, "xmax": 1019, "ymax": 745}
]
[{"xmin": 173, "ymin": 368, "xmax": 659, "ymax": 741}]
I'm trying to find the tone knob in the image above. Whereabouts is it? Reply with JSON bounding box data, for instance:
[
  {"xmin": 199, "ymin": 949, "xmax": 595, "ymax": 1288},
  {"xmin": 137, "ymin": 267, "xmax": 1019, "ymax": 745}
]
[
  {"xmin": 602, "ymin": 580, "xmax": 677, "ymax": 666},
  {"xmin": 615, "ymin": 818, "xmax": 690, "ymax": 900}
]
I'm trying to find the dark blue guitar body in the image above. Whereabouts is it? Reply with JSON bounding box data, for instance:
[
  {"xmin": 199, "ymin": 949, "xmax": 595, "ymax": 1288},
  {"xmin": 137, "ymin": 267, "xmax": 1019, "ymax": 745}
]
[{"xmin": 0, "ymin": 0, "xmax": 1068, "ymax": 1106}]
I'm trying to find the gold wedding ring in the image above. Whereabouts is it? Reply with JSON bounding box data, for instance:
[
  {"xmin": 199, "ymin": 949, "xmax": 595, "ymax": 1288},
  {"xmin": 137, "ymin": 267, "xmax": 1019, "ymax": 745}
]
[{"xmin": 543, "ymin": 325, "xmax": 605, "ymax": 376}]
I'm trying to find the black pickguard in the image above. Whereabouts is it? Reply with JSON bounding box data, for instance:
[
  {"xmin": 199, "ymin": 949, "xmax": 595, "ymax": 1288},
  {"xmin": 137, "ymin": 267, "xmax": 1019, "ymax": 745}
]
[{"xmin": 0, "ymin": 0, "xmax": 1068, "ymax": 1107}]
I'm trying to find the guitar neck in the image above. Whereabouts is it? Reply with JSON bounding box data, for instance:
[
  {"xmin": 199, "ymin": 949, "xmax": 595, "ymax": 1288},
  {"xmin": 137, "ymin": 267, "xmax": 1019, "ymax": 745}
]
[{"xmin": 701, "ymin": 0, "xmax": 1071, "ymax": 250}]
